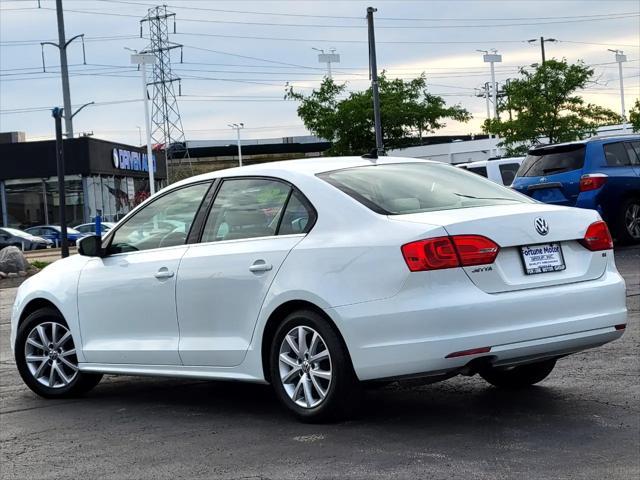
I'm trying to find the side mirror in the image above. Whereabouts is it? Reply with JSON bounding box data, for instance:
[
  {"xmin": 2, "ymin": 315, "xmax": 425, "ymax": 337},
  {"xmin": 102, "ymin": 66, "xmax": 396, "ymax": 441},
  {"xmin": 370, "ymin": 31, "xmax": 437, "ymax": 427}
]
[{"xmin": 77, "ymin": 235, "xmax": 104, "ymax": 257}]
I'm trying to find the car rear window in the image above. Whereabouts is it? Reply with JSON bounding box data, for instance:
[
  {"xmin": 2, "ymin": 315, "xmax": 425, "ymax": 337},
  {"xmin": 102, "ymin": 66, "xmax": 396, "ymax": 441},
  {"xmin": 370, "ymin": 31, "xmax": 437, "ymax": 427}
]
[
  {"xmin": 519, "ymin": 144, "xmax": 586, "ymax": 177},
  {"xmin": 466, "ymin": 166, "xmax": 488, "ymax": 177},
  {"xmin": 318, "ymin": 162, "xmax": 532, "ymax": 215}
]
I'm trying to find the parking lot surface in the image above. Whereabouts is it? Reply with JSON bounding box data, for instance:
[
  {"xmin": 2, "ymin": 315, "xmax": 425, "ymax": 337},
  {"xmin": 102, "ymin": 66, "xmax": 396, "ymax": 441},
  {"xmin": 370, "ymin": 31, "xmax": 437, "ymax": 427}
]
[{"xmin": 1, "ymin": 247, "xmax": 638, "ymax": 480}]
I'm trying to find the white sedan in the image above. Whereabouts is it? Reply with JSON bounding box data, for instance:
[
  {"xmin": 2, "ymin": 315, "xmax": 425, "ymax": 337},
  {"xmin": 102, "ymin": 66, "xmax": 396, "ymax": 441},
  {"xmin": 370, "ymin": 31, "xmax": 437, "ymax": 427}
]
[{"xmin": 10, "ymin": 156, "xmax": 627, "ymax": 421}]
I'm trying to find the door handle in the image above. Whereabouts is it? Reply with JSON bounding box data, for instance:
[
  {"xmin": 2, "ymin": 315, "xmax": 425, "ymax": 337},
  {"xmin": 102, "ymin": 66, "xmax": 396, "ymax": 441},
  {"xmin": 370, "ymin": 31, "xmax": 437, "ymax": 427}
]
[
  {"xmin": 249, "ymin": 261, "xmax": 273, "ymax": 273},
  {"xmin": 154, "ymin": 268, "xmax": 175, "ymax": 279}
]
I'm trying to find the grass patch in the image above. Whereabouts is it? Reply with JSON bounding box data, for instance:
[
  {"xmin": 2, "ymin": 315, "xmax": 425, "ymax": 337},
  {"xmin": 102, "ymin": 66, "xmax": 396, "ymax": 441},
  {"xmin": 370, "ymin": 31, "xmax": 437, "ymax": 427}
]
[{"xmin": 30, "ymin": 260, "xmax": 51, "ymax": 270}]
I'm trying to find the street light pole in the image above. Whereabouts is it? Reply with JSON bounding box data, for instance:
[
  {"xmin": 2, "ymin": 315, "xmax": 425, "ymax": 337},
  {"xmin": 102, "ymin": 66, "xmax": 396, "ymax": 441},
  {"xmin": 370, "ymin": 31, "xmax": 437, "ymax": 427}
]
[
  {"xmin": 528, "ymin": 37, "xmax": 557, "ymax": 64},
  {"xmin": 367, "ymin": 6, "xmax": 384, "ymax": 157},
  {"xmin": 131, "ymin": 53, "xmax": 157, "ymax": 195},
  {"xmin": 608, "ymin": 49, "xmax": 627, "ymax": 121},
  {"xmin": 229, "ymin": 123, "xmax": 244, "ymax": 167},
  {"xmin": 52, "ymin": 107, "xmax": 69, "ymax": 258}
]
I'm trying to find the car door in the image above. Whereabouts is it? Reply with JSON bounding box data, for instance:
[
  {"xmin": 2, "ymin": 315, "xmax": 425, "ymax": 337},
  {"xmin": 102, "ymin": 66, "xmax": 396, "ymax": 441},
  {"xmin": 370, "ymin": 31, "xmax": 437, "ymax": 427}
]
[
  {"xmin": 176, "ymin": 177, "xmax": 316, "ymax": 367},
  {"xmin": 77, "ymin": 181, "xmax": 212, "ymax": 365},
  {"xmin": 0, "ymin": 230, "xmax": 12, "ymax": 249}
]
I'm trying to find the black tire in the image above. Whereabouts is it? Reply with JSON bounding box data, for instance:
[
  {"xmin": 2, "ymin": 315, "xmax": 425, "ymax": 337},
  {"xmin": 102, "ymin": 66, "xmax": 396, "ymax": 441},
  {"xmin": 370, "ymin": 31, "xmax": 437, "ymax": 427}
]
[
  {"xmin": 480, "ymin": 358, "xmax": 557, "ymax": 389},
  {"xmin": 269, "ymin": 309, "xmax": 361, "ymax": 422},
  {"xmin": 614, "ymin": 197, "xmax": 640, "ymax": 245},
  {"xmin": 15, "ymin": 307, "xmax": 102, "ymax": 399}
]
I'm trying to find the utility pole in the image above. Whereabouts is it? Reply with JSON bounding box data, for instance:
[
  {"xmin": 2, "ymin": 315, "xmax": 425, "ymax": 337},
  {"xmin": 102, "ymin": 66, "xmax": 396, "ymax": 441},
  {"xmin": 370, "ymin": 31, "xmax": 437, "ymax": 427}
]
[
  {"xmin": 367, "ymin": 7, "xmax": 384, "ymax": 156},
  {"xmin": 229, "ymin": 123, "xmax": 244, "ymax": 167},
  {"xmin": 528, "ymin": 37, "xmax": 557, "ymax": 64},
  {"xmin": 608, "ymin": 49, "xmax": 628, "ymax": 121},
  {"xmin": 52, "ymin": 107, "xmax": 69, "ymax": 258},
  {"xmin": 312, "ymin": 48, "xmax": 340, "ymax": 79},
  {"xmin": 41, "ymin": 0, "xmax": 85, "ymax": 138},
  {"xmin": 131, "ymin": 53, "xmax": 157, "ymax": 195}
]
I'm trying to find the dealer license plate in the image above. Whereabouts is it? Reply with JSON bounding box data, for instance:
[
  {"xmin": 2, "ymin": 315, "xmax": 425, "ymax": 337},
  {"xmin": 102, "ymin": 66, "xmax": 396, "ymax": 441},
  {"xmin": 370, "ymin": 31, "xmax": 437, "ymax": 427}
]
[{"xmin": 520, "ymin": 243, "xmax": 566, "ymax": 275}]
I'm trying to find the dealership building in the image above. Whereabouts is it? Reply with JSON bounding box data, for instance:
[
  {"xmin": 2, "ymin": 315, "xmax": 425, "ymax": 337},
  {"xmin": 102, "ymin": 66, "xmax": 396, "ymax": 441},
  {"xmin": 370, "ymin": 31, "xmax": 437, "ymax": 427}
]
[{"xmin": 0, "ymin": 134, "xmax": 166, "ymax": 229}]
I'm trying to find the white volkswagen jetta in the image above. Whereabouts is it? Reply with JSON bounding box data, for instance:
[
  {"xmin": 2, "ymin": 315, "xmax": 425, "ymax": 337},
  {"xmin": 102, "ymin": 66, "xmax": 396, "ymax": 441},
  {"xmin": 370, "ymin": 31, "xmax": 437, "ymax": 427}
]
[{"xmin": 11, "ymin": 157, "xmax": 627, "ymax": 421}]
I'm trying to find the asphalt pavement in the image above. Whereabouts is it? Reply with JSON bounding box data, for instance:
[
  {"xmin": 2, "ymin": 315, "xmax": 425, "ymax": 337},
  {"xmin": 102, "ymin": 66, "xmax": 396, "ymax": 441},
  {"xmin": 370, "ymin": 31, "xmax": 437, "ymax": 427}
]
[{"xmin": 1, "ymin": 247, "xmax": 638, "ymax": 480}]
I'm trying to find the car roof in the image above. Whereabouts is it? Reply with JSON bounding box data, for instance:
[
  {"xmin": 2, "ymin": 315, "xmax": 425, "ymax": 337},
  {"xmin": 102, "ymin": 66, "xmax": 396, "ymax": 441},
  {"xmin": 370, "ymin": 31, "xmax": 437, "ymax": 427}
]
[
  {"xmin": 531, "ymin": 134, "xmax": 640, "ymax": 150},
  {"xmin": 170, "ymin": 156, "xmax": 435, "ymax": 189},
  {"xmin": 459, "ymin": 157, "xmax": 524, "ymax": 168}
]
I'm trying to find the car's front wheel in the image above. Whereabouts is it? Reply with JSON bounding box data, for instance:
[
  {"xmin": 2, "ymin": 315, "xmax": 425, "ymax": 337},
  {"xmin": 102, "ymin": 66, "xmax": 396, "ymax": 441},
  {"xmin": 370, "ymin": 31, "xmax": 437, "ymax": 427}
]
[
  {"xmin": 269, "ymin": 309, "xmax": 360, "ymax": 422},
  {"xmin": 15, "ymin": 307, "xmax": 102, "ymax": 398},
  {"xmin": 480, "ymin": 358, "xmax": 556, "ymax": 388}
]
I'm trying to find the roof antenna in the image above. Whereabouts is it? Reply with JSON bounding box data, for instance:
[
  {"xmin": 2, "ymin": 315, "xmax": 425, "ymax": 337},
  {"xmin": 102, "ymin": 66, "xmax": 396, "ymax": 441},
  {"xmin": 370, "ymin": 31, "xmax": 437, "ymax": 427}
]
[{"xmin": 362, "ymin": 148, "xmax": 378, "ymax": 160}]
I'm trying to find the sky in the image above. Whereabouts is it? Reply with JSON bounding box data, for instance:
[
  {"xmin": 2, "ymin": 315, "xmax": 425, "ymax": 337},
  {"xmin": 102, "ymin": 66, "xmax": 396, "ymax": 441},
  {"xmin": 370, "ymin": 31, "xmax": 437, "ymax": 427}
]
[{"xmin": 1, "ymin": 0, "xmax": 639, "ymax": 146}]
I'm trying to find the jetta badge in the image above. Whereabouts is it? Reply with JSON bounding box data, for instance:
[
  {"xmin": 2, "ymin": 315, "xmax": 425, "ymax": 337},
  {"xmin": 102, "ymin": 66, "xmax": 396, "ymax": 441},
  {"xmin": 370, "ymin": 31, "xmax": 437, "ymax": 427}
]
[{"xmin": 535, "ymin": 217, "xmax": 549, "ymax": 236}]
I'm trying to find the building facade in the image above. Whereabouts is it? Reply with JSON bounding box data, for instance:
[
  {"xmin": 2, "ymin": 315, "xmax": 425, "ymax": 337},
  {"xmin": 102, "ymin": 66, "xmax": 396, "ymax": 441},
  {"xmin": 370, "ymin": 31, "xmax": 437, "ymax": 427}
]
[{"xmin": 0, "ymin": 136, "xmax": 166, "ymax": 229}]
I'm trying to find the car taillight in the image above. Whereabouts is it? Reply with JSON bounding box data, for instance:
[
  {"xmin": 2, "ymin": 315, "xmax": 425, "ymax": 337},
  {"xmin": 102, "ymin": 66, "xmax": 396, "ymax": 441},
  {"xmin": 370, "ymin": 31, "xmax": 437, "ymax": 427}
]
[
  {"xmin": 401, "ymin": 235, "xmax": 499, "ymax": 272},
  {"xmin": 579, "ymin": 173, "xmax": 607, "ymax": 192},
  {"xmin": 579, "ymin": 220, "xmax": 613, "ymax": 251}
]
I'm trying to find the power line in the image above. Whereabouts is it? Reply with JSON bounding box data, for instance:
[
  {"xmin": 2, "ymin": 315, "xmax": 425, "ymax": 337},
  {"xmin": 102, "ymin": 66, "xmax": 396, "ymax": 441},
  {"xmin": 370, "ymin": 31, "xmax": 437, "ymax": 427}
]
[
  {"xmin": 86, "ymin": 1, "xmax": 640, "ymax": 22},
  {"xmin": 38, "ymin": 6, "xmax": 640, "ymax": 29}
]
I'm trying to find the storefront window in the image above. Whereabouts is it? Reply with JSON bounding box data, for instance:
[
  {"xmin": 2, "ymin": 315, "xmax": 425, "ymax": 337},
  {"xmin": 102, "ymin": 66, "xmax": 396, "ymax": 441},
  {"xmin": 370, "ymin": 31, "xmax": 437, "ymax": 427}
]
[
  {"xmin": 4, "ymin": 179, "xmax": 47, "ymax": 229},
  {"xmin": 45, "ymin": 176, "xmax": 84, "ymax": 227}
]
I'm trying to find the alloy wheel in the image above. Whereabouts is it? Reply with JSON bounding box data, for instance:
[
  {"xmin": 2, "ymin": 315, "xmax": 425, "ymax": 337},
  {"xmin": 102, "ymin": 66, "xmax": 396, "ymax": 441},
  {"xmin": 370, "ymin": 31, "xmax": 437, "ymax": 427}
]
[
  {"xmin": 24, "ymin": 322, "xmax": 78, "ymax": 388},
  {"xmin": 625, "ymin": 202, "xmax": 640, "ymax": 240},
  {"xmin": 278, "ymin": 325, "xmax": 332, "ymax": 408}
]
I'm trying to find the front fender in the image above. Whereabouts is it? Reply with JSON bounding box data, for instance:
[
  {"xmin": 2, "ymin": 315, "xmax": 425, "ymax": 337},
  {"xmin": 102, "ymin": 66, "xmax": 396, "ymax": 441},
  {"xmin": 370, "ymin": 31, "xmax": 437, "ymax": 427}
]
[{"xmin": 10, "ymin": 255, "xmax": 90, "ymax": 361}]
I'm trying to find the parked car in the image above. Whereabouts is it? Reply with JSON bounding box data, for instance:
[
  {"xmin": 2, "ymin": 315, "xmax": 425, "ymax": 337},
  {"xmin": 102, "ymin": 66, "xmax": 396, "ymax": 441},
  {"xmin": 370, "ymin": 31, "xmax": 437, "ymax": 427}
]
[
  {"xmin": 11, "ymin": 157, "xmax": 626, "ymax": 421},
  {"xmin": 73, "ymin": 222, "xmax": 116, "ymax": 235},
  {"xmin": 457, "ymin": 157, "xmax": 525, "ymax": 186},
  {"xmin": 0, "ymin": 227, "xmax": 53, "ymax": 251},
  {"xmin": 24, "ymin": 225, "xmax": 85, "ymax": 246},
  {"xmin": 512, "ymin": 135, "xmax": 640, "ymax": 244}
]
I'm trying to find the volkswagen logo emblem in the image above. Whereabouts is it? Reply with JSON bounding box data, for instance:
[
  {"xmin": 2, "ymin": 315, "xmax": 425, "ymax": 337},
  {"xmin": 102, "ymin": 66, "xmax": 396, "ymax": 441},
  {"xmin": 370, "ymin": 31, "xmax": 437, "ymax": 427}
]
[{"xmin": 534, "ymin": 217, "xmax": 549, "ymax": 236}]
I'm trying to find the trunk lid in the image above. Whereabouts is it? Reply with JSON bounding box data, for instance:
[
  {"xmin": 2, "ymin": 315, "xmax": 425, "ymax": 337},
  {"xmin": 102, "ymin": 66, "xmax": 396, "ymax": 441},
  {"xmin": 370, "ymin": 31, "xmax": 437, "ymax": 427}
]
[{"xmin": 390, "ymin": 203, "xmax": 608, "ymax": 293}]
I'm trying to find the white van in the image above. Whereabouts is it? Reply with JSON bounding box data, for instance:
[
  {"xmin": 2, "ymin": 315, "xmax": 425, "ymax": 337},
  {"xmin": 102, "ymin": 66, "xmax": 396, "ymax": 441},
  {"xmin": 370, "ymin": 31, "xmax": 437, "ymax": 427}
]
[{"xmin": 457, "ymin": 157, "xmax": 524, "ymax": 186}]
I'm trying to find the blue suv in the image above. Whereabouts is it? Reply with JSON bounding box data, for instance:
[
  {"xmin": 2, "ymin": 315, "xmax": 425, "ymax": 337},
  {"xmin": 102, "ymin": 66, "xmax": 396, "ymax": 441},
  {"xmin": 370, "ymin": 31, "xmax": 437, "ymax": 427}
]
[{"xmin": 512, "ymin": 135, "xmax": 640, "ymax": 244}]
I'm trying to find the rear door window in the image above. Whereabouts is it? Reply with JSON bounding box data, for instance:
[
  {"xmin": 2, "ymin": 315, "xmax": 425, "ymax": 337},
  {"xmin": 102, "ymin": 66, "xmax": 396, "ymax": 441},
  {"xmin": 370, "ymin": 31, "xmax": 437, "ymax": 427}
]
[
  {"xmin": 604, "ymin": 142, "xmax": 632, "ymax": 166},
  {"xmin": 519, "ymin": 144, "xmax": 586, "ymax": 177},
  {"xmin": 498, "ymin": 163, "xmax": 520, "ymax": 185},
  {"xmin": 202, "ymin": 178, "xmax": 291, "ymax": 242}
]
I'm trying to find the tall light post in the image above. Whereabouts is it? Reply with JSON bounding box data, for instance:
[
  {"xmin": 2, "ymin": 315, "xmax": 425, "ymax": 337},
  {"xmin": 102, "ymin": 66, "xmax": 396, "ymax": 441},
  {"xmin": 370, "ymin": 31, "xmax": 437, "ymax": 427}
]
[
  {"xmin": 130, "ymin": 52, "xmax": 157, "ymax": 195},
  {"xmin": 528, "ymin": 37, "xmax": 557, "ymax": 64},
  {"xmin": 367, "ymin": 6, "xmax": 384, "ymax": 157},
  {"xmin": 229, "ymin": 123, "xmax": 244, "ymax": 167},
  {"xmin": 479, "ymin": 50, "xmax": 501, "ymax": 156},
  {"xmin": 608, "ymin": 49, "xmax": 628, "ymax": 122},
  {"xmin": 312, "ymin": 47, "xmax": 340, "ymax": 79}
]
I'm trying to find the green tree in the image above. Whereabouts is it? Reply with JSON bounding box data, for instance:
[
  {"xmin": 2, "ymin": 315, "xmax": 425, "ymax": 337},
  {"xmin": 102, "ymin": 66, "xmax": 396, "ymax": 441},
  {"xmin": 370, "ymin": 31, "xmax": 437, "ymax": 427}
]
[
  {"xmin": 630, "ymin": 99, "xmax": 640, "ymax": 132},
  {"xmin": 485, "ymin": 60, "xmax": 621, "ymax": 154},
  {"xmin": 286, "ymin": 73, "xmax": 470, "ymax": 156}
]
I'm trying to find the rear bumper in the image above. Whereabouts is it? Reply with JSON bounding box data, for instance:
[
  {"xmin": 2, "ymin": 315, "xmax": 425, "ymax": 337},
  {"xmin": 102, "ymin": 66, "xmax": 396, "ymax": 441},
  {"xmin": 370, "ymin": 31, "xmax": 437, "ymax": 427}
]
[{"xmin": 331, "ymin": 265, "xmax": 627, "ymax": 381}]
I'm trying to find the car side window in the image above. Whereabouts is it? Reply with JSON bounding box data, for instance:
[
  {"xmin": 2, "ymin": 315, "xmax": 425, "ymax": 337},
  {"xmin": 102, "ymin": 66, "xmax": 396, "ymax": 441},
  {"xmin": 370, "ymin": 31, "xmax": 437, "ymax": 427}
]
[
  {"xmin": 201, "ymin": 178, "xmax": 291, "ymax": 243},
  {"xmin": 108, "ymin": 182, "xmax": 211, "ymax": 254},
  {"xmin": 278, "ymin": 191, "xmax": 315, "ymax": 235},
  {"xmin": 603, "ymin": 142, "xmax": 631, "ymax": 166},
  {"xmin": 498, "ymin": 163, "xmax": 519, "ymax": 185},
  {"xmin": 631, "ymin": 141, "xmax": 640, "ymax": 163},
  {"xmin": 625, "ymin": 142, "xmax": 639, "ymax": 165}
]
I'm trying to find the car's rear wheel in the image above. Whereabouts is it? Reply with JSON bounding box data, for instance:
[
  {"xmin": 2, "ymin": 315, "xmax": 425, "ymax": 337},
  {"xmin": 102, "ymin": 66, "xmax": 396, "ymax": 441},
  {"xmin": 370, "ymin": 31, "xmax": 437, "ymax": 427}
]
[
  {"xmin": 480, "ymin": 358, "xmax": 556, "ymax": 388},
  {"xmin": 269, "ymin": 309, "xmax": 360, "ymax": 422},
  {"xmin": 615, "ymin": 198, "xmax": 640, "ymax": 244},
  {"xmin": 15, "ymin": 308, "xmax": 102, "ymax": 398}
]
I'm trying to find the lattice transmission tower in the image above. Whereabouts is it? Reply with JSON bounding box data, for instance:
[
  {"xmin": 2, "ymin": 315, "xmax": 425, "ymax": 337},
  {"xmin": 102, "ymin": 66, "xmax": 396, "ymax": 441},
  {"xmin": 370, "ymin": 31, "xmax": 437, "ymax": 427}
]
[{"xmin": 140, "ymin": 5, "xmax": 191, "ymax": 178}]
